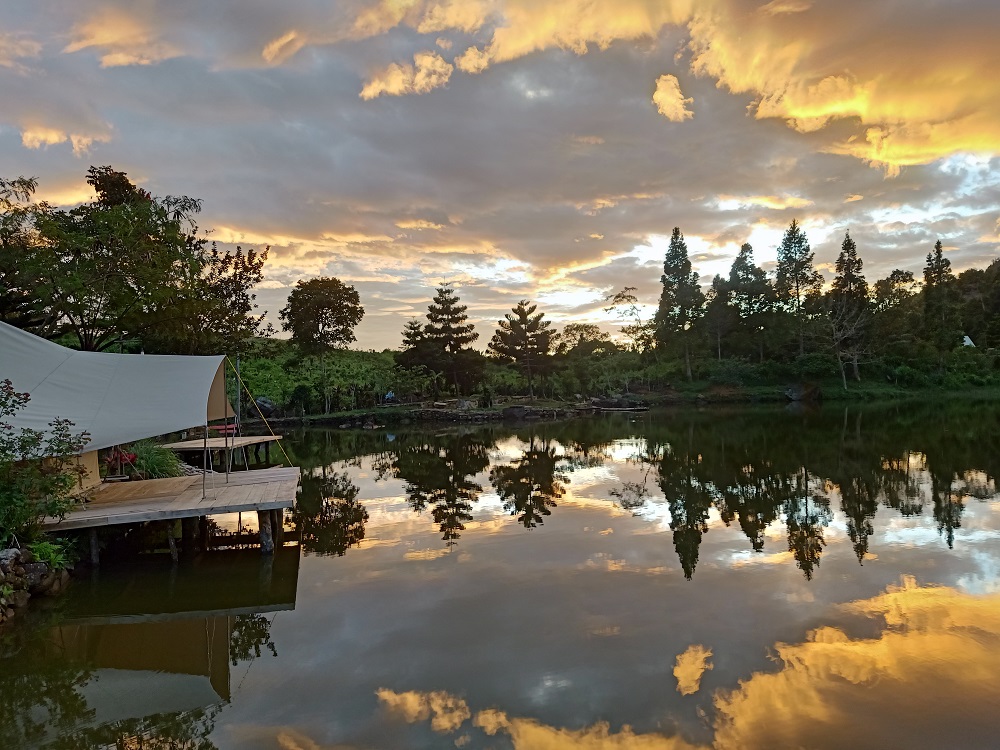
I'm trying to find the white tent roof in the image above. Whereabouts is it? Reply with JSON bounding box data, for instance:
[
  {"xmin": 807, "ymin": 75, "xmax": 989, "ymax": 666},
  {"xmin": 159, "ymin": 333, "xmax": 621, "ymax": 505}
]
[{"xmin": 0, "ymin": 322, "xmax": 233, "ymax": 452}]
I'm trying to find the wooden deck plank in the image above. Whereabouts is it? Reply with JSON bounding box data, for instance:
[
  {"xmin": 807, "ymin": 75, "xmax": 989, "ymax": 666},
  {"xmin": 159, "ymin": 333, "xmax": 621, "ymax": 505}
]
[
  {"xmin": 162, "ymin": 435, "xmax": 283, "ymax": 451},
  {"xmin": 41, "ymin": 467, "xmax": 300, "ymax": 531}
]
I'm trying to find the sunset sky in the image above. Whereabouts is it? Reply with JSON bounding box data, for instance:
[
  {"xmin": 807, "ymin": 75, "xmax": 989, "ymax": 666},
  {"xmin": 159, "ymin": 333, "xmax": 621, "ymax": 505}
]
[{"xmin": 3, "ymin": 0, "xmax": 999, "ymax": 349}]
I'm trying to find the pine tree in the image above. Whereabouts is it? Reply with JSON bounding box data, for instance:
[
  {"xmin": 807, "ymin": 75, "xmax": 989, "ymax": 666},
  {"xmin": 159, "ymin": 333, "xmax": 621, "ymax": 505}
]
[
  {"xmin": 426, "ymin": 286, "xmax": 478, "ymax": 353},
  {"xmin": 727, "ymin": 243, "xmax": 775, "ymax": 363},
  {"xmin": 409, "ymin": 286, "xmax": 481, "ymax": 394},
  {"xmin": 488, "ymin": 300, "xmax": 552, "ymax": 397},
  {"xmin": 826, "ymin": 232, "xmax": 869, "ymax": 387},
  {"xmin": 702, "ymin": 275, "xmax": 735, "ymax": 361},
  {"xmin": 400, "ymin": 318, "xmax": 425, "ymax": 350},
  {"xmin": 775, "ymin": 220, "xmax": 823, "ymax": 356},
  {"xmin": 923, "ymin": 240, "xmax": 961, "ymax": 362},
  {"xmin": 654, "ymin": 227, "xmax": 704, "ymax": 380}
]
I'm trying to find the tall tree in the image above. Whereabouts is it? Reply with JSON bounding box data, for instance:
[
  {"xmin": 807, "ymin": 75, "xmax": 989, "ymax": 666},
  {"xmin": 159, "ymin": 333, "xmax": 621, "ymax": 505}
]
[
  {"xmin": 280, "ymin": 277, "xmax": 364, "ymax": 413},
  {"xmin": 0, "ymin": 177, "xmax": 51, "ymax": 333},
  {"xmin": 654, "ymin": 228, "xmax": 705, "ymax": 380},
  {"xmin": 488, "ymin": 299, "xmax": 553, "ymax": 397},
  {"xmin": 825, "ymin": 232, "xmax": 869, "ymax": 387},
  {"xmin": 7, "ymin": 167, "xmax": 271, "ymax": 352},
  {"xmin": 727, "ymin": 243, "xmax": 775, "ymax": 363},
  {"xmin": 775, "ymin": 220, "xmax": 823, "ymax": 357},
  {"xmin": 922, "ymin": 239, "xmax": 961, "ymax": 362},
  {"xmin": 140, "ymin": 243, "xmax": 271, "ymax": 355},
  {"xmin": 423, "ymin": 286, "xmax": 481, "ymax": 394},
  {"xmin": 425, "ymin": 286, "xmax": 478, "ymax": 353},
  {"xmin": 702, "ymin": 275, "xmax": 736, "ymax": 361}
]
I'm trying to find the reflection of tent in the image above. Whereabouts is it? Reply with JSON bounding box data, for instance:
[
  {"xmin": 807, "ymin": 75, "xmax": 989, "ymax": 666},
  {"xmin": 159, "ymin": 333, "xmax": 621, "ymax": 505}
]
[{"xmin": 0, "ymin": 321, "xmax": 233, "ymax": 452}]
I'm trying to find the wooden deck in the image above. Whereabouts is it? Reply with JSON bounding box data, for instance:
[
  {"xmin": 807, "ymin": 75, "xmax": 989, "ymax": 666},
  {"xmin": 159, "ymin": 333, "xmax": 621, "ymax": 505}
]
[
  {"xmin": 41, "ymin": 466, "xmax": 300, "ymax": 531},
  {"xmin": 162, "ymin": 435, "xmax": 283, "ymax": 451}
]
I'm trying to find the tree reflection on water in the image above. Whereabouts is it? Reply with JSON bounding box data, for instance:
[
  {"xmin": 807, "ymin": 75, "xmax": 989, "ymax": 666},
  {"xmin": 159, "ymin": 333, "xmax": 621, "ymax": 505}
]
[{"xmin": 286, "ymin": 399, "xmax": 1000, "ymax": 580}]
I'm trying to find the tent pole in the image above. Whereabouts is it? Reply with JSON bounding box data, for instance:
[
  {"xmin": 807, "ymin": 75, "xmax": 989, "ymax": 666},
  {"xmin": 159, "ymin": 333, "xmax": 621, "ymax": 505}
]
[
  {"xmin": 225, "ymin": 366, "xmax": 230, "ymax": 484},
  {"xmin": 202, "ymin": 422, "xmax": 208, "ymax": 499}
]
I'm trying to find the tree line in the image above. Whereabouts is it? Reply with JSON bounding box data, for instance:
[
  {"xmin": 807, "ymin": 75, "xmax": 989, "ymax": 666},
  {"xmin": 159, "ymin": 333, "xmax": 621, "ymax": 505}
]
[{"xmin": 5, "ymin": 168, "xmax": 1000, "ymax": 414}]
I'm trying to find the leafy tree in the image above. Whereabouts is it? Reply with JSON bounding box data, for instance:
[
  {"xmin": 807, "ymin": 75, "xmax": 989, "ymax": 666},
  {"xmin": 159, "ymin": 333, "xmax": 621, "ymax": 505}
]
[
  {"xmin": 654, "ymin": 228, "xmax": 705, "ymax": 379},
  {"xmin": 280, "ymin": 277, "xmax": 364, "ymax": 412},
  {"xmin": 7, "ymin": 167, "xmax": 271, "ymax": 353},
  {"xmin": 488, "ymin": 299, "xmax": 553, "ymax": 397},
  {"xmin": 141, "ymin": 243, "xmax": 271, "ymax": 355},
  {"xmin": 604, "ymin": 286, "xmax": 655, "ymax": 352},
  {"xmin": 775, "ymin": 220, "xmax": 823, "ymax": 357},
  {"xmin": 279, "ymin": 277, "xmax": 364, "ymax": 353},
  {"xmin": 0, "ymin": 177, "xmax": 51, "ymax": 333},
  {"xmin": 552, "ymin": 323, "xmax": 613, "ymax": 356},
  {"xmin": 1, "ymin": 380, "xmax": 90, "ymax": 544},
  {"xmin": 922, "ymin": 240, "xmax": 961, "ymax": 362},
  {"xmin": 26, "ymin": 167, "xmax": 204, "ymax": 351}
]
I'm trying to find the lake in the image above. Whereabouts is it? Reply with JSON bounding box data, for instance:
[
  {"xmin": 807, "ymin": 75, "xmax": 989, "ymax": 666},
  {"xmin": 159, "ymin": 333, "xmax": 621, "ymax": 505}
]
[{"xmin": 5, "ymin": 399, "xmax": 1000, "ymax": 749}]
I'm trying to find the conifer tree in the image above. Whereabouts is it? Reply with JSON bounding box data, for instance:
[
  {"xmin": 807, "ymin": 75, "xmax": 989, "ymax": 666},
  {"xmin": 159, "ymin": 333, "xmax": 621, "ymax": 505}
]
[
  {"xmin": 425, "ymin": 286, "xmax": 478, "ymax": 352},
  {"xmin": 775, "ymin": 220, "xmax": 823, "ymax": 356},
  {"xmin": 826, "ymin": 231, "xmax": 869, "ymax": 387},
  {"xmin": 923, "ymin": 240, "xmax": 961, "ymax": 361},
  {"xmin": 654, "ymin": 227, "xmax": 704, "ymax": 380},
  {"xmin": 727, "ymin": 243, "xmax": 775, "ymax": 362},
  {"xmin": 488, "ymin": 300, "xmax": 552, "ymax": 397}
]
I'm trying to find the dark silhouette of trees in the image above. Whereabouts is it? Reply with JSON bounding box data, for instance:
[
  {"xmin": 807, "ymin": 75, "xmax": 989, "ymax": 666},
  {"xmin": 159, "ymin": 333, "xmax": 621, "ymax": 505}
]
[
  {"xmin": 655, "ymin": 228, "xmax": 704, "ymax": 379},
  {"xmin": 775, "ymin": 219, "xmax": 823, "ymax": 357},
  {"xmin": 490, "ymin": 437, "xmax": 567, "ymax": 529}
]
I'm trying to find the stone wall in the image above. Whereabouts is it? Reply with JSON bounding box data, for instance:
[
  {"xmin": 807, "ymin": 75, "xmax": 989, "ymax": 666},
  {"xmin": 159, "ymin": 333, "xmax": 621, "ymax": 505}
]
[{"xmin": 0, "ymin": 548, "xmax": 70, "ymax": 627}]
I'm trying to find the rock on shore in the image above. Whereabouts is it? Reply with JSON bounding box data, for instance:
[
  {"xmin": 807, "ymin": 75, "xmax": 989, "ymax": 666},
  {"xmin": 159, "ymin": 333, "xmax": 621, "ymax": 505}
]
[{"xmin": 0, "ymin": 548, "xmax": 70, "ymax": 627}]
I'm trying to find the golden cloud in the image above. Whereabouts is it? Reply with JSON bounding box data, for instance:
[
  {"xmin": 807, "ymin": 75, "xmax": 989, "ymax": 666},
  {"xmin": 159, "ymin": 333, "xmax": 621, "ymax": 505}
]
[
  {"xmin": 713, "ymin": 577, "xmax": 1000, "ymax": 749},
  {"xmin": 371, "ymin": 579, "xmax": 1000, "ymax": 749},
  {"xmin": 674, "ymin": 644, "xmax": 713, "ymax": 695},
  {"xmin": 377, "ymin": 688, "xmax": 471, "ymax": 732},
  {"xmin": 652, "ymin": 74, "xmax": 694, "ymax": 122},
  {"xmin": 63, "ymin": 10, "xmax": 180, "ymax": 67},
  {"xmin": 360, "ymin": 50, "xmax": 454, "ymax": 99},
  {"xmin": 348, "ymin": 0, "xmax": 1000, "ymax": 171},
  {"xmin": 0, "ymin": 33, "xmax": 41, "ymax": 72},
  {"xmin": 20, "ymin": 126, "xmax": 110, "ymax": 156}
]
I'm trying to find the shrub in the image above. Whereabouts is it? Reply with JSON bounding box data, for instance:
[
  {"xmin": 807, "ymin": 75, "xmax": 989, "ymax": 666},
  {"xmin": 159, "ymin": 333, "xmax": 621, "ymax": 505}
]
[
  {"xmin": 27, "ymin": 539, "xmax": 69, "ymax": 569},
  {"xmin": 129, "ymin": 439, "xmax": 183, "ymax": 479},
  {"xmin": 0, "ymin": 379, "xmax": 90, "ymax": 544}
]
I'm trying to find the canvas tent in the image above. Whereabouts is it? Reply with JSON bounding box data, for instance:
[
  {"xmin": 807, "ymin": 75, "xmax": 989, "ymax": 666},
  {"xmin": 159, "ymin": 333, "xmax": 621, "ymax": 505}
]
[{"xmin": 0, "ymin": 321, "xmax": 234, "ymax": 453}]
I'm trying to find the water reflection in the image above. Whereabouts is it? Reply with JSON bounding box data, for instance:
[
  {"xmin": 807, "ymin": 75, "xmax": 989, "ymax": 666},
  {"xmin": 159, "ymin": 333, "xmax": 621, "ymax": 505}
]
[
  {"xmin": 0, "ymin": 549, "xmax": 297, "ymax": 749},
  {"xmin": 490, "ymin": 436, "xmax": 567, "ymax": 529},
  {"xmin": 369, "ymin": 578, "xmax": 1000, "ymax": 749},
  {"xmin": 394, "ymin": 433, "xmax": 491, "ymax": 545},
  {"xmin": 283, "ymin": 400, "xmax": 1000, "ymax": 581},
  {"xmin": 296, "ymin": 469, "xmax": 368, "ymax": 555}
]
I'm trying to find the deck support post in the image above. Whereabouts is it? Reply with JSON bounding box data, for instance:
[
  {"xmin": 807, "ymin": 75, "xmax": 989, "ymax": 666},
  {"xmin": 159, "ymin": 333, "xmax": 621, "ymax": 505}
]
[
  {"xmin": 271, "ymin": 509, "xmax": 284, "ymax": 547},
  {"xmin": 257, "ymin": 510, "xmax": 274, "ymax": 555},
  {"xmin": 89, "ymin": 528, "xmax": 100, "ymax": 567},
  {"xmin": 167, "ymin": 530, "xmax": 179, "ymax": 563},
  {"xmin": 199, "ymin": 516, "xmax": 210, "ymax": 551},
  {"xmin": 181, "ymin": 517, "xmax": 198, "ymax": 557}
]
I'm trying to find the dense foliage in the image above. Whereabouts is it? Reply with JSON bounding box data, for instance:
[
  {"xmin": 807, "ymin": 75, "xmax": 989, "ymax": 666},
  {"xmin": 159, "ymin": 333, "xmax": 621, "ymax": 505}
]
[
  {"xmin": 0, "ymin": 380, "xmax": 90, "ymax": 544},
  {"xmin": 1, "ymin": 167, "xmax": 270, "ymax": 355}
]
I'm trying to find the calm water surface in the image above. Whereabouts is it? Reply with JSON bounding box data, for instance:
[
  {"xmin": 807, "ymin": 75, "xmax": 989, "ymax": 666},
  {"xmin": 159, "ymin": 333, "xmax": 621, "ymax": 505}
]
[{"xmin": 5, "ymin": 400, "xmax": 1000, "ymax": 749}]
